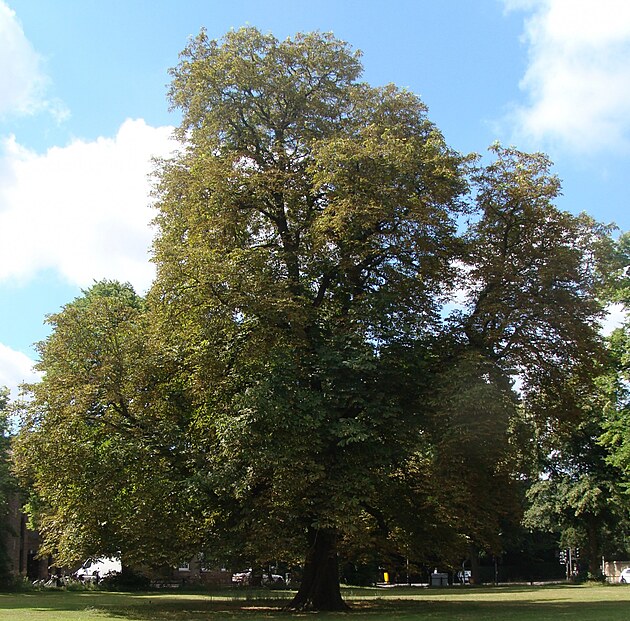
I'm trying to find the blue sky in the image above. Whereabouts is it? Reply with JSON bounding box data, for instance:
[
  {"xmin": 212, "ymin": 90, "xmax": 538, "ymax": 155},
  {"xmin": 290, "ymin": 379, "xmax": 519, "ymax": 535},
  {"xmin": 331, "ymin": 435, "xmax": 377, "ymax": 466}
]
[{"xmin": 1, "ymin": 0, "xmax": 629, "ymax": 394}]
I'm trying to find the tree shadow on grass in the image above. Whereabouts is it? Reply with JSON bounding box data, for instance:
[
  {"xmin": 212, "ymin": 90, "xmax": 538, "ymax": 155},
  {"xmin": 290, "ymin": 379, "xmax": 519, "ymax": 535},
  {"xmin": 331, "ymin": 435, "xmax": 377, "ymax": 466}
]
[
  {"xmin": 111, "ymin": 600, "xmax": 285, "ymax": 620},
  {"xmin": 0, "ymin": 592, "xmax": 293, "ymax": 619},
  {"xmin": 2, "ymin": 589, "xmax": 629, "ymax": 620}
]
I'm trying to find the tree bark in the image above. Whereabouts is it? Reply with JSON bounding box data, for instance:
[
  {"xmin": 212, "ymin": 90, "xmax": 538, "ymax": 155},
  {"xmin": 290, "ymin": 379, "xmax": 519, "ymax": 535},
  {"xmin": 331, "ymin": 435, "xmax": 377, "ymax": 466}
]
[
  {"xmin": 249, "ymin": 566, "xmax": 263, "ymax": 587},
  {"xmin": 586, "ymin": 519, "xmax": 601, "ymax": 579},
  {"xmin": 286, "ymin": 528, "xmax": 349, "ymax": 611},
  {"xmin": 469, "ymin": 542, "xmax": 481, "ymax": 585}
]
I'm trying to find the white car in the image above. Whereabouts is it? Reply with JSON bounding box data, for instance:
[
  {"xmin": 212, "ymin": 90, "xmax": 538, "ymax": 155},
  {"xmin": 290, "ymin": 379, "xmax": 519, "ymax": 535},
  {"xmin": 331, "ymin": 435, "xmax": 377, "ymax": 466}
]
[
  {"xmin": 232, "ymin": 570, "xmax": 285, "ymax": 586},
  {"xmin": 620, "ymin": 567, "xmax": 630, "ymax": 583},
  {"xmin": 456, "ymin": 570, "xmax": 472, "ymax": 584}
]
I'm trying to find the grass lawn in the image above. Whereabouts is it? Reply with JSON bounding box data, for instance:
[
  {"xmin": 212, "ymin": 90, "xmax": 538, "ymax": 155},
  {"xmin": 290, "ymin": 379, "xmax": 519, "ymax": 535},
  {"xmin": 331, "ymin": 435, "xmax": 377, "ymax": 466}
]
[{"xmin": 0, "ymin": 583, "xmax": 628, "ymax": 620}]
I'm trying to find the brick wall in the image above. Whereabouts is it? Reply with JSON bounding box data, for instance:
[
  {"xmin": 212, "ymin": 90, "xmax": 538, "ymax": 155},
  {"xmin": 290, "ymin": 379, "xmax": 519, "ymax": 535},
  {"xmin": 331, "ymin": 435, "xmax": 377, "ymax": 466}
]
[{"xmin": 2, "ymin": 494, "xmax": 48, "ymax": 580}]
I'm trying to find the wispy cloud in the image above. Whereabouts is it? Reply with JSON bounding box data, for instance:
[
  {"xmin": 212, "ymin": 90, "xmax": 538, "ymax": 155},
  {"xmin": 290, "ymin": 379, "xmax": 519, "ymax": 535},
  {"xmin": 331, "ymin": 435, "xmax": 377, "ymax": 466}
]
[
  {"xmin": 0, "ymin": 119, "xmax": 175, "ymax": 293},
  {"xmin": 504, "ymin": 0, "xmax": 630, "ymax": 153}
]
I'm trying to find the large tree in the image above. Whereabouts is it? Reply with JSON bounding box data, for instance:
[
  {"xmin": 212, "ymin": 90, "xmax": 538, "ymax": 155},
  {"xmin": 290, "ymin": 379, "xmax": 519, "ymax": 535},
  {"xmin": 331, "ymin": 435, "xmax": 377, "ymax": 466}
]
[
  {"xmin": 459, "ymin": 145, "xmax": 609, "ymax": 380},
  {"xmin": 457, "ymin": 145, "xmax": 619, "ymax": 579},
  {"xmin": 150, "ymin": 27, "xmax": 467, "ymax": 610},
  {"xmin": 13, "ymin": 29, "xmax": 614, "ymax": 610},
  {"xmin": 149, "ymin": 29, "xmax": 610, "ymax": 607},
  {"xmin": 383, "ymin": 144, "xmax": 613, "ymax": 580}
]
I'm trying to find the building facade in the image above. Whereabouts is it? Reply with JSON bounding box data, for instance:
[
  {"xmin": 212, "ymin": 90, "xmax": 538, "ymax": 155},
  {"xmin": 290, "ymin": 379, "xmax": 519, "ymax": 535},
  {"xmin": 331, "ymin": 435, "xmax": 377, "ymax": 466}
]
[{"xmin": 3, "ymin": 494, "xmax": 48, "ymax": 581}]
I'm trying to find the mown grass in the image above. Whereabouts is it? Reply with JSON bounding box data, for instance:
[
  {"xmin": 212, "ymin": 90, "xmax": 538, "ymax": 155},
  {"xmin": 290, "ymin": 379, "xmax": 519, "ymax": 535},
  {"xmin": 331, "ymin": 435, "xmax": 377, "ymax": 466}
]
[{"xmin": 0, "ymin": 583, "xmax": 628, "ymax": 620}]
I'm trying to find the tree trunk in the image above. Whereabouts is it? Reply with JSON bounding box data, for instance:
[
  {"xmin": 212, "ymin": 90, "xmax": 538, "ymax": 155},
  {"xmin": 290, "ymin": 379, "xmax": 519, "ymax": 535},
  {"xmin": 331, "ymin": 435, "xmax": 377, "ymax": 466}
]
[
  {"xmin": 286, "ymin": 528, "xmax": 349, "ymax": 611},
  {"xmin": 469, "ymin": 542, "xmax": 481, "ymax": 585},
  {"xmin": 586, "ymin": 519, "xmax": 601, "ymax": 579},
  {"xmin": 249, "ymin": 566, "xmax": 263, "ymax": 587}
]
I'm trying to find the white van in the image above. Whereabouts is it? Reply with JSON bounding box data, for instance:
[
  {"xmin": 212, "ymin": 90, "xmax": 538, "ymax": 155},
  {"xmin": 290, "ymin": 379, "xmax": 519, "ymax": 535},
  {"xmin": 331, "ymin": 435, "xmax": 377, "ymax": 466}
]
[{"xmin": 74, "ymin": 557, "xmax": 121, "ymax": 582}]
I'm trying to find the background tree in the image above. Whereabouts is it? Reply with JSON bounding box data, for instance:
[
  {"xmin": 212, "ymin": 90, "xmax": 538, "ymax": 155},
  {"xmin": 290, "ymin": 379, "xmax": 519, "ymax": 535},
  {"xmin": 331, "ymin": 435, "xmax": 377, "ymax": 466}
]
[
  {"xmin": 523, "ymin": 369, "xmax": 630, "ymax": 578},
  {"xmin": 516, "ymin": 227, "xmax": 630, "ymax": 579},
  {"xmin": 427, "ymin": 145, "xmax": 611, "ymax": 577},
  {"xmin": 600, "ymin": 232, "xmax": 630, "ymax": 480},
  {"xmin": 13, "ymin": 281, "xmax": 202, "ymax": 569}
]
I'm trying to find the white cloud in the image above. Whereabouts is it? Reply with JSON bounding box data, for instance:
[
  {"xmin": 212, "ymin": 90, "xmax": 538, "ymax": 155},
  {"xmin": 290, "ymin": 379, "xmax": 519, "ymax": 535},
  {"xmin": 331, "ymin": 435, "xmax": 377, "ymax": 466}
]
[
  {"xmin": 0, "ymin": 119, "xmax": 175, "ymax": 293},
  {"xmin": 0, "ymin": 342, "xmax": 37, "ymax": 397},
  {"xmin": 505, "ymin": 0, "xmax": 630, "ymax": 152},
  {"xmin": 0, "ymin": 0, "xmax": 64, "ymax": 120}
]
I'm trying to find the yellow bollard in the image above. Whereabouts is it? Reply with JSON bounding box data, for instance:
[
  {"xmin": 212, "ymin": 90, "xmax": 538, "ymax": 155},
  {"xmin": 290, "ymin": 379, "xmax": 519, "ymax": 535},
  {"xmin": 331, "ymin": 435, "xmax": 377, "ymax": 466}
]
[{"xmin": 384, "ymin": 571, "xmax": 390, "ymax": 584}]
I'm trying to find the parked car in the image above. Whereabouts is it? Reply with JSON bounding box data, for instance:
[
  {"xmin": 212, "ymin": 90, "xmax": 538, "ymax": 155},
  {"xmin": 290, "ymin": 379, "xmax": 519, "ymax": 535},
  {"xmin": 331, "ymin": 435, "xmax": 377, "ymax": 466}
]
[
  {"xmin": 456, "ymin": 569, "xmax": 472, "ymax": 584},
  {"xmin": 620, "ymin": 567, "xmax": 630, "ymax": 583},
  {"xmin": 232, "ymin": 569, "xmax": 285, "ymax": 586}
]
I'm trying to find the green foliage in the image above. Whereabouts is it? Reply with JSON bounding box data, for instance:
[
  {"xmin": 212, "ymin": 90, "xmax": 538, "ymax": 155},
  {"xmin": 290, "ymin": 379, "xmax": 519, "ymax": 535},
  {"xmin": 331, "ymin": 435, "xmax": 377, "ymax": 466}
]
[
  {"xmin": 13, "ymin": 281, "xmax": 203, "ymax": 567},
  {"xmin": 599, "ymin": 235, "xmax": 630, "ymax": 479},
  {"xmin": 598, "ymin": 231, "xmax": 630, "ymax": 306},
  {"xmin": 0, "ymin": 388, "xmax": 11, "ymax": 487},
  {"xmin": 377, "ymin": 348, "xmax": 523, "ymax": 570},
  {"xmin": 600, "ymin": 341, "xmax": 630, "ymax": 477},
  {"xmin": 99, "ymin": 568, "xmax": 151, "ymax": 591},
  {"xmin": 523, "ymin": 358, "xmax": 630, "ymax": 576}
]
